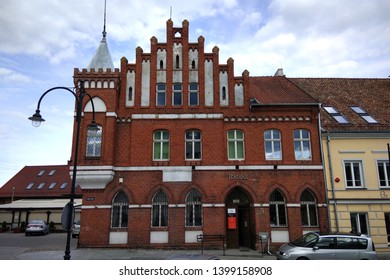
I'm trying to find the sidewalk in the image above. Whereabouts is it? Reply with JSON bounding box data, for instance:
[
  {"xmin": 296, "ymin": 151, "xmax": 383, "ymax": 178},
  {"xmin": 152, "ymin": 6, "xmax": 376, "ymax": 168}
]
[{"xmin": 13, "ymin": 247, "xmax": 276, "ymax": 260}]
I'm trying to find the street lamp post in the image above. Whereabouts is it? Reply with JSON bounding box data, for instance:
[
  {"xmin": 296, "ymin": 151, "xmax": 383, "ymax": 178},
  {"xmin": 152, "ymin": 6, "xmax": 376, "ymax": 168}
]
[{"xmin": 28, "ymin": 81, "xmax": 99, "ymax": 260}]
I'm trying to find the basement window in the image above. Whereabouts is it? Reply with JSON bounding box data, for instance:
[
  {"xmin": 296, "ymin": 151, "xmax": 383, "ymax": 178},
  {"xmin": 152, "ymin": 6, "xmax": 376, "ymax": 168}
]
[
  {"xmin": 323, "ymin": 106, "xmax": 349, "ymax": 124},
  {"xmin": 350, "ymin": 106, "xmax": 378, "ymax": 123}
]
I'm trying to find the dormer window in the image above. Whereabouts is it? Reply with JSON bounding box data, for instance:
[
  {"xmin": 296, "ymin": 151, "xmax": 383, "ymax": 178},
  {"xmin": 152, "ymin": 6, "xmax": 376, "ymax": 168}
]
[
  {"xmin": 350, "ymin": 106, "xmax": 378, "ymax": 123},
  {"xmin": 323, "ymin": 106, "xmax": 349, "ymax": 124}
]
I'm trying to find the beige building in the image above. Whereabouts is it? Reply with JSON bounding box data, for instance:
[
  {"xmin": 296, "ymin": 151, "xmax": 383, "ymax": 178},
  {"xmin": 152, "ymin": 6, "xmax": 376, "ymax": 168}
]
[{"xmin": 292, "ymin": 78, "xmax": 390, "ymax": 252}]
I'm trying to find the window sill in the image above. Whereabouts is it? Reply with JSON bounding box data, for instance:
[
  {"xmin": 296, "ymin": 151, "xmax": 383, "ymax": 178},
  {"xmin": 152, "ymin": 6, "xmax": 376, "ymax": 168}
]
[{"xmin": 85, "ymin": 156, "xmax": 101, "ymax": 160}]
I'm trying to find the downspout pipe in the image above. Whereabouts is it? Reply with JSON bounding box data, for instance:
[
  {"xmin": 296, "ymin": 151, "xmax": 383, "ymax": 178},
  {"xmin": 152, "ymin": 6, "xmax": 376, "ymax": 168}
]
[{"xmin": 326, "ymin": 131, "xmax": 339, "ymax": 232}]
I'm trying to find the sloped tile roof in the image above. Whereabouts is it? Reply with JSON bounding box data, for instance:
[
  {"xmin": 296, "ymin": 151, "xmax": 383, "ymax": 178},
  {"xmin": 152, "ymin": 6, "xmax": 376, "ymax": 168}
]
[
  {"xmin": 290, "ymin": 78, "xmax": 390, "ymax": 132},
  {"xmin": 0, "ymin": 165, "xmax": 81, "ymax": 199},
  {"xmin": 249, "ymin": 76, "xmax": 318, "ymax": 104}
]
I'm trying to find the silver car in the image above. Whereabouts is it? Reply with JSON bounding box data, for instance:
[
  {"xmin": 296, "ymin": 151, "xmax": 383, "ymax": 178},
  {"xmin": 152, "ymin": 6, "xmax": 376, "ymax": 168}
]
[
  {"xmin": 276, "ymin": 232, "xmax": 377, "ymax": 260},
  {"xmin": 25, "ymin": 220, "xmax": 49, "ymax": 236}
]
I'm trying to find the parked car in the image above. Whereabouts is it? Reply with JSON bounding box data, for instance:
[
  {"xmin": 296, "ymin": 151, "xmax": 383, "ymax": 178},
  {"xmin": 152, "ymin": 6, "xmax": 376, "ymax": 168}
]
[
  {"xmin": 72, "ymin": 220, "xmax": 80, "ymax": 238},
  {"xmin": 276, "ymin": 232, "xmax": 377, "ymax": 260},
  {"xmin": 25, "ymin": 220, "xmax": 49, "ymax": 236}
]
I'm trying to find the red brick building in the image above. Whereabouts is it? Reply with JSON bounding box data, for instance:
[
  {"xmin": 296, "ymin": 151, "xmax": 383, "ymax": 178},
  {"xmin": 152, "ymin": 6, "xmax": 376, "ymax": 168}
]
[{"xmin": 72, "ymin": 19, "xmax": 328, "ymax": 250}]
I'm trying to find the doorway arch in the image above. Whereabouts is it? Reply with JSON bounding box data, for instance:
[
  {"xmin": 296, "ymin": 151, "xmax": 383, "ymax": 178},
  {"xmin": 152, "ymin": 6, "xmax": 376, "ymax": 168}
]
[{"xmin": 225, "ymin": 187, "xmax": 255, "ymax": 249}]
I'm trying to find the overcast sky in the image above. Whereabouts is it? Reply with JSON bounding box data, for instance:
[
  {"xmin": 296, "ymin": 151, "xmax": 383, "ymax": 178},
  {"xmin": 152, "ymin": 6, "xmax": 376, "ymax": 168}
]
[{"xmin": 0, "ymin": 0, "xmax": 389, "ymax": 187}]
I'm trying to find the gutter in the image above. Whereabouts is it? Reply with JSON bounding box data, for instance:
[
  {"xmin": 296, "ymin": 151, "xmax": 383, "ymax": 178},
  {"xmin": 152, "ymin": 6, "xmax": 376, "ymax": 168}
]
[{"xmin": 326, "ymin": 131, "xmax": 339, "ymax": 231}]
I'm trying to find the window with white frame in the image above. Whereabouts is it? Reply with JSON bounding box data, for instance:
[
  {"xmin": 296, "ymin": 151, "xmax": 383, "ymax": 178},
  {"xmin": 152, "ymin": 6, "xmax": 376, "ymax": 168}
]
[
  {"xmin": 344, "ymin": 160, "xmax": 364, "ymax": 188},
  {"xmin": 153, "ymin": 131, "xmax": 169, "ymax": 160},
  {"xmin": 269, "ymin": 189, "xmax": 287, "ymax": 227},
  {"xmin": 172, "ymin": 83, "xmax": 182, "ymax": 106},
  {"xmin": 152, "ymin": 190, "xmax": 168, "ymax": 227},
  {"xmin": 156, "ymin": 83, "xmax": 166, "ymax": 106},
  {"xmin": 189, "ymin": 83, "xmax": 199, "ymax": 106},
  {"xmin": 228, "ymin": 130, "xmax": 244, "ymax": 160},
  {"xmin": 185, "ymin": 130, "xmax": 201, "ymax": 160},
  {"xmin": 111, "ymin": 191, "xmax": 128, "ymax": 228},
  {"xmin": 264, "ymin": 129, "xmax": 282, "ymax": 160},
  {"xmin": 300, "ymin": 189, "xmax": 318, "ymax": 227},
  {"xmin": 294, "ymin": 129, "xmax": 312, "ymax": 160},
  {"xmin": 377, "ymin": 160, "xmax": 390, "ymax": 188},
  {"xmin": 185, "ymin": 189, "xmax": 202, "ymax": 227},
  {"xmin": 86, "ymin": 125, "xmax": 102, "ymax": 157},
  {"xmin": 350, "ymin": 213, "xmax": 369, "ymax": 235}
]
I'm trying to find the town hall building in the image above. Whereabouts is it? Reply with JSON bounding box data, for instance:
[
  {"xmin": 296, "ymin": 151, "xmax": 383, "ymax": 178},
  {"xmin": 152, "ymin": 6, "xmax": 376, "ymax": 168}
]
[{"xmin": 72, "ymin": 19, "xmax": 328, "ymax": 250}]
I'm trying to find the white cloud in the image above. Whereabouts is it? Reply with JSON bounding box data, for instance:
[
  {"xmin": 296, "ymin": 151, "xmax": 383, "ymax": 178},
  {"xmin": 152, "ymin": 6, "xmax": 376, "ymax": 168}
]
[{"xmin": 0, "ymin": 68, "xmax": 31, "ymax": 83}]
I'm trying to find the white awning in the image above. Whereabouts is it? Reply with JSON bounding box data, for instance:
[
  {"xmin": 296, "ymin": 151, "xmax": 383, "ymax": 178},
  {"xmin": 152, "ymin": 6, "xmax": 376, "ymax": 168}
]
[{"xmin": 0, "ymin": 199, "xmax": 82, "ymax": 209}]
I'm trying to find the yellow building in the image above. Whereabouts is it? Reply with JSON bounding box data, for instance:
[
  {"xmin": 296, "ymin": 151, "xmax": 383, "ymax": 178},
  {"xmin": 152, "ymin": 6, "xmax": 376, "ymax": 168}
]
[{"xmin": 292, "ymin": 78, "xmax": 390, "ymax": 252}]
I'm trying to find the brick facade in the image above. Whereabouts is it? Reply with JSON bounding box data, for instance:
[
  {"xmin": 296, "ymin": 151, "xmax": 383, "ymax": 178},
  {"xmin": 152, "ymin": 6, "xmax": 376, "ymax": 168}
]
[{"xmin": 71, "ymin": 20, "xmax": 328, "ymax": 251}]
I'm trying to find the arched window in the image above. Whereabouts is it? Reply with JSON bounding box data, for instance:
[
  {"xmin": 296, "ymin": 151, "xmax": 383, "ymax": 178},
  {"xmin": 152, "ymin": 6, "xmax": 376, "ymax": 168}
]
[
  {"xmin": 186, "ymin": 189, "xmax": 202, "ymax": 227},
  {"xmin": 159, "ymin": 60, "xmax": 164, "ymax": 70},
  {"xmin": 264, "ymin": 129, "xmax": 282, "ymax": 160},
  {"xmin": 294, "ymin": 129, "xmax": 312, "ymax": 160},
  {"xmin": 176, "ymin": 55, "xmax": 180, "ymax": 69},
  {"xmin": 152, "ymin": 190, "xmax": 168, "ymax": 227},
  {"xmin": 300, "ymin": 189, "xmax": 318, "ymax": 227},
  {"xmin": 128, "ymin": 87, "xmax": 133, "ymax": 101},
  {"xmin": 111, "ymin": 191, "xmax": 128, "ymax": 228},
  {"xmin": 222, "ymin": 86, "xmax": 227, "ymax": 100},
  {"xmin": 86, "ymin": 125, "xmax": 102, "ymax": 157},
  {"xmin": 185, "ymin": 130, "xmax": 201, "ymax": 160},
  {"xmin": 191, "ymin": 60, "xmax": 196, "ymax": 69},
  {"xmin": 269, "ymin": 189, "xmax": 287, "ymax": 227}
]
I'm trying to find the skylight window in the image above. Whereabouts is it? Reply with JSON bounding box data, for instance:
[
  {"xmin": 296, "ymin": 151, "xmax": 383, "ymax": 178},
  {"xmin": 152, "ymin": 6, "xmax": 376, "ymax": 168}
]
[
  {"xmin": 48, "ymin": 182, "xmax": 57, "ymax": 189},
  {"xmin": 48, "ymin": 170, "xmax": 56, "ymax": 176},
  {"xmin": 37, "ymin": 170, "xmax": 45, "ymax": 176},
  {"xmin": 350, "ymin": 106, "xmax": 378, "ymax": 124},
  {"xmin": 37, "ymin": 183, "xmax": 45, "ymax": 189},
  {"xmin": 323, "ymin": 106, "xmax": 349, "ymax": 124},
  {"xmin": 26, "ymin": 183, "xmax": 34, "ymax": 190},
  {"xmin": 60, "ymin": 182, "xmax": 68, "ymax": 189}
]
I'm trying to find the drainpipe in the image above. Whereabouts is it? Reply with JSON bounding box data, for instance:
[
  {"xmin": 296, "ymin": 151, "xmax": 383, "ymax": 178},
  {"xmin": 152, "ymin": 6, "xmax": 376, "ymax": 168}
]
[{"xmin": 326, "ymin": 132, "xmax": 339, "ymax": 232}]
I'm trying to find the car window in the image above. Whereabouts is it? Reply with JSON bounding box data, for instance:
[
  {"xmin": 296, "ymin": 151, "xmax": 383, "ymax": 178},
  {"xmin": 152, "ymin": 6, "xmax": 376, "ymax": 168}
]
[
  {"xmin": 336, "ymin": 237, "xmax": 367, "ymax": 249},
  {"xmin": 290, "ymin": 232, "xmax": 318, "ymax": 247},
  {"xmin": 316, "ymin": 237, "xmax": 335, "ymax": 249}
]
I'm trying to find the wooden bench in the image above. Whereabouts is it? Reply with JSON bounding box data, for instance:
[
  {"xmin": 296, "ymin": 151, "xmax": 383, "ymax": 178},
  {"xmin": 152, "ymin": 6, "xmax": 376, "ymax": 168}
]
[{"xmin": 197, "ymin": 234, "xmax": 225, "ymax": 256}]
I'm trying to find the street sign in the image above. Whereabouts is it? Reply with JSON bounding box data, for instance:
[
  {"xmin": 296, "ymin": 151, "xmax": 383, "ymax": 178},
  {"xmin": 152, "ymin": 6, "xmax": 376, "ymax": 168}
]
[{"xmin": 61, "ymin": 202, "xmax": 75, "ymax": 231}]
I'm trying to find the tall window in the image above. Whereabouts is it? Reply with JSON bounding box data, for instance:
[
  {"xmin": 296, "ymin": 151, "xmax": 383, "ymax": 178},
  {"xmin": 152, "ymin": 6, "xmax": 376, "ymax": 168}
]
[
  {"xmin": 294, "ymin": 129, "xmax": 312, "ymax": 160},
  {"xmin": 269, "ymin": 189, "xmax": 287, "ymax": 227},
  {"xmin": 153, "ymin": 131, "xmax": 169, "ymax": 160},
  {"xmin": 152, "ymin": 190, "xmax": 168, "ymax": 227},
  {"xmin": 228, "ymin": 130, "xmax": 244, "ymax": 160},
  {"xmin": 264, "ymin": 130, "xmax": 282, "ymax": 160},
  {"xmin": 185, "ymin": 130, "xmax": 201, "ymax": 160},
  {"xmin": 344, "ymin": 160, "xmax": 364, "ymax": 188},
  {"xmin": 111, "ymin": 191, "xmax": 128, "ymax": 228},
  {"xmin": 186, "ymin": 189, "xmax": 202, "ymax": 227},
  {"xmin": 384, "ymin": 213, "xmax": 390, "ymax": 244},
  {"xmin": 300, "ymin": 189, "xmax": 318, "ymax": 227},
  {"xmin": 173, "ymin": 83, "xmax": 182, "ymax": 106},
  {"xmin": 189, "ymin": 83, "xmax": 199, "ymax": 106},
  {"xmin": 156, "ymin": 83, "xmax": 166, "ymax": 106},
  {"xmin": 86, "ymin": 125, "xmax": 102, "ymax": 157},
  {"xmin": 350, "ymin": 213, "xmax": 369, "ymax": 235},
  {"xmin": 377, "ymin": 160, "xmax": 390, "ymax": 188}
]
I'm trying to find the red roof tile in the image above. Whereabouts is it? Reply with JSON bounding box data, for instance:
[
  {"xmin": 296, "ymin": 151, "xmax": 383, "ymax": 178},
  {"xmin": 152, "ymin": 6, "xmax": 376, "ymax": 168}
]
[
  {"xmin": 0, "ymin": 165, "xmax": 81, "ymax": 200},
  {"xmin": 290, "ymin": 78, "xmax": 390, "ymax": 132},
  {"xmin": 249, "ymin": 76, "xmax": 318, "ymax": 104}
]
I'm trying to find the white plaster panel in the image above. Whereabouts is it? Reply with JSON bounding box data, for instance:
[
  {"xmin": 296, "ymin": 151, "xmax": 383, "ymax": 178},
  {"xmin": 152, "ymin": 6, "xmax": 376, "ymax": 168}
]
[
  {"xmin": 126, "ymin": 70, "xmax": 135, "ymax": 107},
  {"xmin": 141, "ymin": 60, "xmax": 150, "ymax": 106},
  {"xmin": 84, "ymin": 97, "xmax": 107, "ymax": 112},
  {"xmin": 235, "ymin": 84, "xmax": 244, "ymax": 106},
  {"xmin": 150, "ymin": 231, "xmax": 169, "ymax": 243},
  {"xmin": 271, "ymin": 230, "xmax": 289, "ymax": 243},
  {"xmin": 205, "ymin": 60, "xmax": 214, "ymax": 106},
  {"xmin": 109, "ymin": 232, "xmax": 128, "ymax": 244},
  {"xmin": 163, "ymin": 168, "xmax": 192, "ymax": 182},
  {"xmin": 185, "ymin": 230, "xmax": 203, "ymax": 243},
  {"xmin": 220, "ymin": 71, "xmax": 229, "ymax": 106}
]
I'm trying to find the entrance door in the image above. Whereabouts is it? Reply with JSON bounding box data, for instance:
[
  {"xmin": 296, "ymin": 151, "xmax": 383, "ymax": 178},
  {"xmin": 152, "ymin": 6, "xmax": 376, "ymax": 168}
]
[{"xmin": 225, "ymin": 188, "xmax": 255, "ymax": 249}]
